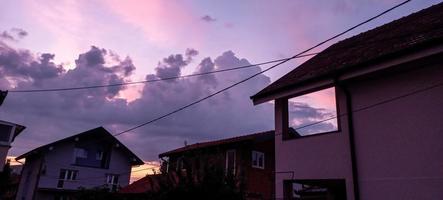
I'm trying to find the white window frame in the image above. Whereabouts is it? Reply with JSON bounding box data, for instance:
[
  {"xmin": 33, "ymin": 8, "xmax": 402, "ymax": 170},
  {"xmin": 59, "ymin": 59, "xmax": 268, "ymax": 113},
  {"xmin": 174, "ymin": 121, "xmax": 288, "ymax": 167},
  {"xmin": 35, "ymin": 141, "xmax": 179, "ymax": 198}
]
[
  {"xmin": 57, "ymin": 169, "xmax": 78, "ymax": 189},
  {"xmin": 60, "ymin": 169, "xmax": 77, "ymax": 181},
  {"xmin": 96, "ymin": 151, "xmax": 104, "ymax": 160},
  {"xmin": 252, "ymin": 151, "xmax": 265, "ymax": 169},
  {"xmin": 225, "ymin": 149, "xmax": 236, "ymax": 175},
  {"xmin": 106, "ymin": 174, "xmax": 119, "ymax": 192}
]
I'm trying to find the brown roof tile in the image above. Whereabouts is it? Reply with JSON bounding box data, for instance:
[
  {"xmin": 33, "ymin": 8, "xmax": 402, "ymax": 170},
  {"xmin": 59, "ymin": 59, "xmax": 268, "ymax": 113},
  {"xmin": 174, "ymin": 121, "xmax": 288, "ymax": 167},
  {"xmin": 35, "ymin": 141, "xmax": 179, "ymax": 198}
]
[
  {"xmin": 252, "ymin": 3, "xmax": 443, "ymax": 101},
  {"xmin": 158, "ymin": 130, "xmax": 274, "ymax": 157}
]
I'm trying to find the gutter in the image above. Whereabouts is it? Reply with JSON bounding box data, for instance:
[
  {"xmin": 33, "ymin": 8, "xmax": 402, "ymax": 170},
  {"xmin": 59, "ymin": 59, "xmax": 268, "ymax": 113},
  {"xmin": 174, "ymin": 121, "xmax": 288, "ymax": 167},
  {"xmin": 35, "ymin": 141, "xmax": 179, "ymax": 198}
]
[{"xmin": 337, "ymin": 81, "xmax": 360, "ymax": 200}]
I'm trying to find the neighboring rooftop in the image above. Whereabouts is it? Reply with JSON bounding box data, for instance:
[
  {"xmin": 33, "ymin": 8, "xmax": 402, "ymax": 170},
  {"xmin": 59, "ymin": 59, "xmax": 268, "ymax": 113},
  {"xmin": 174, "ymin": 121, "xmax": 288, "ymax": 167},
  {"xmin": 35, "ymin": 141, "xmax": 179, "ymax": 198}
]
[
  {"xmin": 0, "ymin": 120, "xmax": 26, "ymax": 142},
  {"xmin": 251, "ymin": 2, "xmax": 443, "ymax": 103},
  {"xmin": 15, "ymin": 127, "xmax": 144, "ymax": 165},
  {"xmin": 159, "ymin": 130, "xmax": 274, "ymax": 157},
  {"xmin": 119, "ymin": 174, "xmax": 164, "ymax": 194}
]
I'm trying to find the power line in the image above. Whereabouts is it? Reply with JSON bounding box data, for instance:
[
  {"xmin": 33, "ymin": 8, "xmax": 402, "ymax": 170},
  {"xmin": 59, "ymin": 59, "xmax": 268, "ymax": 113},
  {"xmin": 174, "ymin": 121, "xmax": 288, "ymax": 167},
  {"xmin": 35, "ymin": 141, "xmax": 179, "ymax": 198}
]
[
  {"xmin": 17, "ymin": 80, "xmax": 443, "ymax": 182},
  {"xmin": 6, "ymin": 53, "xmax": 318, "ymax": 93},
  {"xmin": 113, "ymin": 0, "xmax": 412, "ymax": 137},
  {"xmin": 9, "ymin": 0, "xmax": 414, "ymax": 183},
  {"xmin": 280, "ymin": 81, "xmax": 443, "ymax": 136},
  {"xmin": 5, "ymin": 28, "xmax": 426, "ymax": 94}
]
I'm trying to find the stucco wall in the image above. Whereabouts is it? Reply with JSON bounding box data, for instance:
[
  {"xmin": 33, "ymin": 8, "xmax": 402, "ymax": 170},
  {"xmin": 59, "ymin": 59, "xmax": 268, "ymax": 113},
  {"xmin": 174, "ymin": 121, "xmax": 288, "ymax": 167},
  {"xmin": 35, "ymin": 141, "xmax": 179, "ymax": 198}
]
[
  {"xmin": 37, "ymin": 142, "xmax": 132, "ymax": 190},
  {"xmin": 348, "ymin": 60, "xmax": 443, "ymax": 200},
  {"xmin": 274, "ymin": 88, "xmax": 355, "ymax": 199},
  {"xmin": 0, "ymin": 145, "xmax": 9, "ymax": 171},
  {"xmin": 16, "ymin": 156, "xmax": 43, "ymax": 200},
  {"xmin": 274, "ymin": 57, "xmax": 443, "ymax": 199}
]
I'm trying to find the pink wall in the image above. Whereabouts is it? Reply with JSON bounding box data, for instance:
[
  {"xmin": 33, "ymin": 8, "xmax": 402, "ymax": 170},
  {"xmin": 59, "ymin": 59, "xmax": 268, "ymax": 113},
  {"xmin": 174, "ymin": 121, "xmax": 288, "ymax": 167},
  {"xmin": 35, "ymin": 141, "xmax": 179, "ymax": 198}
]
[
  {"xmin": 274, "ymin": 87, "xmax": 355, "ymax": 199},
  {"xmin": 273, "ymin": 56, "xmax": 443, "ymax": 199},
  {"xmin": 348, "ymin": 60, "xmax": 443, "ymax": 200}
]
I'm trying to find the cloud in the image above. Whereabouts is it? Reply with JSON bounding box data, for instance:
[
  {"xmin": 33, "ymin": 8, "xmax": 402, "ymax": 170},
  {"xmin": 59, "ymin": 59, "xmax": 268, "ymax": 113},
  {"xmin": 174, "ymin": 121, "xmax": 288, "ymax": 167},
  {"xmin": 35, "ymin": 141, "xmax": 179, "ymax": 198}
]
[
  {"xmin": 0, "ymin": 31, "xmax": 15, "ymax": 41},
  {"xmin": 11, "ymin": 28, "xmax": 28, "ymax": 39},
  {"xmin": 0, "ymin": 28, "xmax": 28, "ymax": 42},
  {"xmin": 201, "ymin": 15, "xmax": 216, "ymax": 22},
  {"xmin": 1, "ymin": 42, "xmax": 333, "ymax": 161},
  {"xmin": 288, "ymin": 101, "xmax": 337, "ymax": 135}
]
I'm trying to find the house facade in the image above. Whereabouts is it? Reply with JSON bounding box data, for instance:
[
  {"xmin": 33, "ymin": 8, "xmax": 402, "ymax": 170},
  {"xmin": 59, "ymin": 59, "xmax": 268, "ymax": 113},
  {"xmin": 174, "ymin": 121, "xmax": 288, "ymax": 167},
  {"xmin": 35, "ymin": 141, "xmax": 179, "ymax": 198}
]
[
  {"xmin": 0, "ymin": 120, "xmax": 25, "ymax": 171},
  {"xmin": 251, "ymin": 3, "xmax": 443, "ymax": 200},
  {"xmin": 158, "ymin": 131, "xmax": 275, "ymax": 200},
  {"xmin": 15, "ymin": 127, "xmax": 144, "ymax": 200}
]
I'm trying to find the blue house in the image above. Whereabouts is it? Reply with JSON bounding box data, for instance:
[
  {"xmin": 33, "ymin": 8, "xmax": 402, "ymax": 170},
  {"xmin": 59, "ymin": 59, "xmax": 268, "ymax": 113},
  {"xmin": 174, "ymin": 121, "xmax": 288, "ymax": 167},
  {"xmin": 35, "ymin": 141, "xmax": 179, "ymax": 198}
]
[{"xmin": 15, "ymin": 127, "xmax": 143, "ymax": 200}]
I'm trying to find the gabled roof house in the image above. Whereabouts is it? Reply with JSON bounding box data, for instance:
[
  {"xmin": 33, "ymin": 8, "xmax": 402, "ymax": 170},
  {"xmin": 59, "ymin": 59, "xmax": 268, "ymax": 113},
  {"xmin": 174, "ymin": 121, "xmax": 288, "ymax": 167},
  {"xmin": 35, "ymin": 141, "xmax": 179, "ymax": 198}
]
[
  {"xmin": 156, "ymin": 130, "xmax": 275, "ymax": 200},
  {"xmin": 0, "ymin": 120, "xmax": 25, "ymax": 171},
  {"xmin": 15, "ymin": 127, "xmax": 143, "ymax": 200},
  {"xmin": 251, "ymin": 3, "xmax": 443, "ymax": 200}
]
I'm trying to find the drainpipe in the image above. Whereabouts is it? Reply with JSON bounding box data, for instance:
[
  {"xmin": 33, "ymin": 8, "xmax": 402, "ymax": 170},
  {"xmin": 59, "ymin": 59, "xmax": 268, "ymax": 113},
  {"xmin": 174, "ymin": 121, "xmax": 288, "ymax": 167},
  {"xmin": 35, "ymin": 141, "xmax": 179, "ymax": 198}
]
[{"xmin": 337, "ymin": 81, "xmax": 360, "ymax": 200}]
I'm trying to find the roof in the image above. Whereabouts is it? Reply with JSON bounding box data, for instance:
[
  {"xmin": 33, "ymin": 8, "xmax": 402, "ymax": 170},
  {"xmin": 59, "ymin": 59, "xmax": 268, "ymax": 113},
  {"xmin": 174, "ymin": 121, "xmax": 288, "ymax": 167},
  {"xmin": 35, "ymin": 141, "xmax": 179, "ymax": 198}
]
[
  {"xmin": 159, "ymin": 130, "xmax": 274, "ymax": 157},
  {"xmin": 251, "ymin": 2, "xmax": 443, "ymax": 103},
  {"xmin": 0, "ymin": 120, "xmax": 26, "ymax": 142},
  {"xmin": 119, "ymin": 174, "xmax": 164, "ymax": 194},
  {"xmin": 16, "ymin": 127, "xmax": 144, "ymax": 165}
]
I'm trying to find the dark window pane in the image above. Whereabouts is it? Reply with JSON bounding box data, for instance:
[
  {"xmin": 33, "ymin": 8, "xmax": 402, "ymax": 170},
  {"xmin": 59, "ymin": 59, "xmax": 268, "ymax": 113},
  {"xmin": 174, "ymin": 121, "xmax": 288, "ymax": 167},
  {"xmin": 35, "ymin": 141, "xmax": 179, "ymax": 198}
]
[
  {"xmin": 0, "ymin": 124, "xmax": 12, "ymax": 142},
  {"xmin": 59, "ymin": 169, "xmax": 66, "ymax": 179},
  {"xmin": 57, "ymin": 180, "xmax": 64, "ymax": 188}
]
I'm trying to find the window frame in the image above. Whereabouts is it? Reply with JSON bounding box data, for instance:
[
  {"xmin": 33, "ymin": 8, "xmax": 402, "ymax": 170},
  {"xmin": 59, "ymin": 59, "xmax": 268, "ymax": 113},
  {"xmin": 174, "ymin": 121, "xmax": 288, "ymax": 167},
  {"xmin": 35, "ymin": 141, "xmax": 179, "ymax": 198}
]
[
  {"xmin": 225, "ymin": 149, "xmax": 236, "ymax": 175},
  {"xmin": 251, "ymin": 151, "xmax": 265, "ymax": 169},
  {"xmin": 282, "ymin": 86, "xmax": 341, "ymax": 141},
  {"xmin": 105, "ymin": 174, "xmax": 119, "ymax": 192},
  {"xmin": 57, "ymin": 169, "xmax": 78, "ymax": 189}
]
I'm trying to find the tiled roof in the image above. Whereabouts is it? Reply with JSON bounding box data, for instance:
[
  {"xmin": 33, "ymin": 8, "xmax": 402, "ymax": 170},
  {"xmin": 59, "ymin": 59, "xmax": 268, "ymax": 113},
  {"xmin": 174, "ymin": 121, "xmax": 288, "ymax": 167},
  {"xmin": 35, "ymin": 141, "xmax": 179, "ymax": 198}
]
[
  {"xmin": 15, "ymin": 127, "xmax": 144, "ymax": 165},
  {"xmin": 158, "ymin": 130, "xmax": 274, "ymax": 157},
  {"xmin": 251, "ymin": 2, "xmax": 443, "ymax": 101},
  {"xmin": 120, "ymin": 174, "xmax": 163, "ymax": 194}
]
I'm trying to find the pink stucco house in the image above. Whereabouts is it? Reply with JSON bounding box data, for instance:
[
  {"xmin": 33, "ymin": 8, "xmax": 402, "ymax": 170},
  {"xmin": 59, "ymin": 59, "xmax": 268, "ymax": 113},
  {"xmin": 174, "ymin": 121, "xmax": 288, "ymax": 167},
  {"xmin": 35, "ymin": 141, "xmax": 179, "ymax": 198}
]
[{"xmin": 251, "ymin": 3, "xmax": 443, "ymax": 200}]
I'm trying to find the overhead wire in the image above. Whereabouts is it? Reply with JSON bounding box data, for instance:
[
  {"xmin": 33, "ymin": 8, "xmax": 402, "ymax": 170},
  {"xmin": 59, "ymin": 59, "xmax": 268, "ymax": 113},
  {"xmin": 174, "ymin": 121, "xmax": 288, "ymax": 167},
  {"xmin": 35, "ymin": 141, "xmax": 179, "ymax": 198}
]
[{"xmin": 113, "ymin": 0, "xmax": 412, "ymax": 136}]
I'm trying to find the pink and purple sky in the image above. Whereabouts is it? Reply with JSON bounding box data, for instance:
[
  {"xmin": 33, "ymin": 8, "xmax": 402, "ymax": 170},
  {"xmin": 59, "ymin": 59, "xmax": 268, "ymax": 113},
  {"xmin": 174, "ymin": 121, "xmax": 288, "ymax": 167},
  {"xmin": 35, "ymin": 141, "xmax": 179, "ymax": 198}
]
[{"xmin": 0, "ymin": 0, "xmax": 440, "ymax": 179}]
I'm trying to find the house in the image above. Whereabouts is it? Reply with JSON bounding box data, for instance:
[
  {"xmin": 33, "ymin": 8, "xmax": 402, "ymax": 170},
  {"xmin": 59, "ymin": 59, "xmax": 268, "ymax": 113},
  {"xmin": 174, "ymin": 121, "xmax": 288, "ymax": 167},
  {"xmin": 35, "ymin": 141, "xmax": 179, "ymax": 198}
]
[
  {"xmin": 15, "ymin": 127, "xmax": 144, "ymax": 200},
  {"xmin": 119, "ymin": 174, "xmax": 164, "ymax": 195},
  {"xmin": 0, "ymin": 120, "xmax": 25, "ymax": 171},
  {"xmin": 157, "ymin": 130, "xmax": 275, "ymax": 200},
  {"xmin": 251, "ymin": 3, "xmax": 443, "ymax": 200}
]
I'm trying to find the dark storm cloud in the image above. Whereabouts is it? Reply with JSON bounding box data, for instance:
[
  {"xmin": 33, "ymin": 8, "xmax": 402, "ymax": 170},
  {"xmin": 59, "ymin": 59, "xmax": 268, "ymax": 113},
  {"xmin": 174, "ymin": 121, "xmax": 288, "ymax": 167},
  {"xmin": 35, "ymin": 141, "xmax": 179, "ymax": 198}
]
[
  {"xmin": 201, "ymin": 15, "xmax": 216, "ymax": 22},
  {"xmin": 1, "ymin": 43, "xmax": 333, "ymax": 161}
]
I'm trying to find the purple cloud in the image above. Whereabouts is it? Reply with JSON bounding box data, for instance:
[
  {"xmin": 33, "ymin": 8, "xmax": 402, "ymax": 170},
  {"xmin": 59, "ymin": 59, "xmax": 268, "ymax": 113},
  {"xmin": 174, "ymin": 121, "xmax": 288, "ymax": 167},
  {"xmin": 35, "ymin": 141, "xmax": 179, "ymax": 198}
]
[
  {"xmin": 1, "ymin": 42, "xmax": 332, "ymax": 161},
  {"xmin": 201, "ymin": 15, "xmax": 216, "ymax": 22},
  {"xmin": 0, "ymin": 28, "xmax": 28, "ymax": 41}
]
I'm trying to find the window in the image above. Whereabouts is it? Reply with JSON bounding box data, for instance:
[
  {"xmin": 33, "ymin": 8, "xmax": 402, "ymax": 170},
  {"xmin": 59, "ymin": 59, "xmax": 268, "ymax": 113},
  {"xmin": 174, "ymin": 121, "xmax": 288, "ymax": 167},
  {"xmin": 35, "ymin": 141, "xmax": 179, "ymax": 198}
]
[
  {"xmin": 57, "ymin": 169, "xmax": 78, "ymax": 188},
  {"xmin": 225, "ymin": 149, "xmax": 236, "ymax": 175},
  {"xmin": 74, "ymin": 148, "xmax": 88, "ymax": 159},
  {"xmin": 55, "ymin": 196, "xmax": 73, "ymax": 200},
  {"xmin": 284, "ymin": 179, "xmax": 346, "ymax": 200},
  {"xmin": 73, "ymin": 146, "xmax": 110, "ymax": 168},
  {"xmin": 175, "ymin": 157, "xmax": 186, "ymax": 172},
  {"xmin": 96, "ymin": 151, "xmax": 104, "ymax": 160},
  {"xmin": 106, "ymin": 174, "xmax": 119, "ymax": 192},
  {"xmin": 0, "ymin": 124, "xmax": 13, "ymax": 143},
  {"xmin": 287, "ymin": 87, "xmax": 338, "ymax": 138},
  {"xmin": 252, "ymin": 151, "xmax": 265, "ymax": 169}
]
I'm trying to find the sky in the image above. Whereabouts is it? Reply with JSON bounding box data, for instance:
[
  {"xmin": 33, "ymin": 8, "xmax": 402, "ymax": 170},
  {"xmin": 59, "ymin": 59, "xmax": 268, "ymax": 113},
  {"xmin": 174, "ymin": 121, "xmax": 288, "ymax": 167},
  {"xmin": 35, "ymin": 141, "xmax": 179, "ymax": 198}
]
[{"xmin": 1, "ymin": 0, "xmax": 441, "ymax": 180}]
